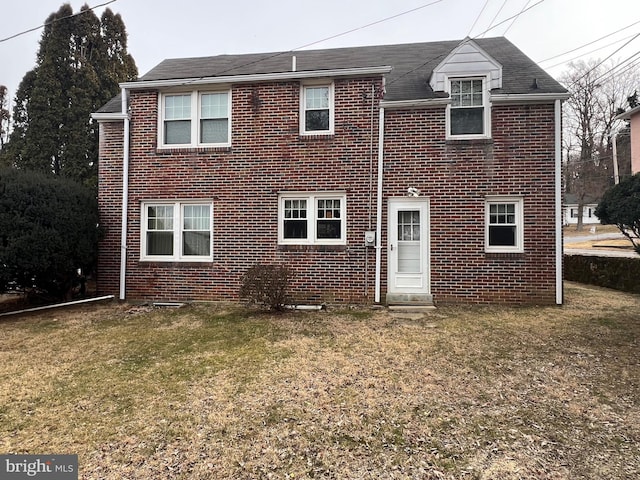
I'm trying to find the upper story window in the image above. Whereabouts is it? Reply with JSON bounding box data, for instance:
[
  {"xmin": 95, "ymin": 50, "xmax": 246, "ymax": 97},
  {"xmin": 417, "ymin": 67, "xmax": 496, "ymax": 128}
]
[
  {"xmin": 448, "ymin": 77, "xmax": 490, "ymax": 138},
  {"xmin": 279, "ymin": 193, "xmax": 345, "ymax": 245},
  {"xmin": 159, "ymin": 90, "xmax": 230, "ymax": 148},
  {"xmin": 485, "ymin": 197, "xmax": 524, "ymax": 253},
  {"xmin": 141, "ymin": 201, "xmax": 213, "ymax": 262},
  {"xmin": 300, "ymin": 83, "xmax": 334, "ymax": 135}
]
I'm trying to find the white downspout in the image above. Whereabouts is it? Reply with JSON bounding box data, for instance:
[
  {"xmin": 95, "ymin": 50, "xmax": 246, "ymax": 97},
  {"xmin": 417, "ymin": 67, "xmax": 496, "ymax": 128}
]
[
  {"xmin": 119, "ymin": 87, "xmax": 130, "ymax": 301},
  {"xmin": 554, "ymin": 99, "xmax": 563, "ymax": 305},
  {"xmin": 374, "ymin": 107, "xmax": 385, "ymax": 303}
]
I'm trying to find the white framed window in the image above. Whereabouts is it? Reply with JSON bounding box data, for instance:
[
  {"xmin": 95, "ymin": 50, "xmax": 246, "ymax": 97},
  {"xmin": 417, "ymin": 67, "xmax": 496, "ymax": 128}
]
[
  {"xmin": 447, "ymin": 77, "xmax": 490, "ymax": 138},
  {"xmin": 485, "ymin": 196, "xmax": 524, "ymax": 253},
  {"xmin": 300, "ymin": 83, "xmax": 334, "ymax": 135},
  {"xmin": 159, "ymin": 90, "xmax": 230, "ymax": 148},
  {"xmin": 279, "ymin": 193, "xmax": 346, "ymax": 245},
  {"xmin": 141, "ymin": 201, "xmax": 213, "ymax": 261}
]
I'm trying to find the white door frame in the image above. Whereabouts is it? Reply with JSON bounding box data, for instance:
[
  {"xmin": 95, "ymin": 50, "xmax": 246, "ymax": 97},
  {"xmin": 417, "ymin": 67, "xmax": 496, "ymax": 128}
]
[{"xmin": 387, "ymin": 198, "xmax": 431, "ymax": 301}]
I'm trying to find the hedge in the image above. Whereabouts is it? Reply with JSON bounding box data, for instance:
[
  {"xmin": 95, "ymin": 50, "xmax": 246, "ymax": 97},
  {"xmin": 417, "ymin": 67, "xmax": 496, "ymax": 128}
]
[{"xmin": 564, "ymin": 254, "xmax": 640, "ymax": 294}]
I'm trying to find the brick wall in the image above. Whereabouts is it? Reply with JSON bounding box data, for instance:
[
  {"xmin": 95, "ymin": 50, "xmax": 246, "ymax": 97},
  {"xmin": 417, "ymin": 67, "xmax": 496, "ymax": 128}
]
[
  {"xmin": 97, "ymin": 120, "xmax": 124, "ymax": 297},
  {"xmin": 383, "ymin": 103, "xmax": 557, "ymax": 304},
  {"xmin": 100, "ymin": 78, "xmax": 384, "ymax": 304},
  {"xmin": 97, "ymin": 79, "xmax": 559, "ymax": 305}
]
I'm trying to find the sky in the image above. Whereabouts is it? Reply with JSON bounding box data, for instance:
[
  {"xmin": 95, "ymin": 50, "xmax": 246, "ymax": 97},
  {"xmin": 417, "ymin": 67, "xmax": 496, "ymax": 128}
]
[{"xmin": 1, "ymin": 0, "xmax": 639, "ymax": 107}]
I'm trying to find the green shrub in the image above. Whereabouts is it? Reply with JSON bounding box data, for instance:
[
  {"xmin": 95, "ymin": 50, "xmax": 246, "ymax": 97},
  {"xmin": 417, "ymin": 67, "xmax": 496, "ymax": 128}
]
[
  {"xmin": 595, "ymin": 173, "xmax": 640, "ymax": 254},
  {"xmin": 564, "ymin": 254, "xmax": 640, "ymax": 294},
  {"xmin": 239, "ymin": 264, "xmax": 294, "ymax": 311}
]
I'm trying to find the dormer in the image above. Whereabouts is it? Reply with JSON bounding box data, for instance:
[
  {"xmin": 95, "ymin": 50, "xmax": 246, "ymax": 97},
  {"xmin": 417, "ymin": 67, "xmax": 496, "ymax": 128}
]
[{"xmin": 430, "ymin": 38, "xmax": 502, "ymax": 139}]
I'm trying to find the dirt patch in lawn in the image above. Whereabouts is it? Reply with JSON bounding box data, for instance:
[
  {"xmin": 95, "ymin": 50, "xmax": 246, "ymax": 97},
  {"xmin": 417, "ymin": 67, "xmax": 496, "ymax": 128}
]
[{"xmin": 1, "ymin": 284, "xmax": 639, "ymax": 479}]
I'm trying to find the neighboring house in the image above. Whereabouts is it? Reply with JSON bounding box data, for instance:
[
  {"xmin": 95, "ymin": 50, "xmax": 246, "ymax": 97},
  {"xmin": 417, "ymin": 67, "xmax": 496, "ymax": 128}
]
[
  {"xmin": 92, "ymin": 37, "xmax": 568, "ymax": 306},
  {"xmin": 616, "ymin": 105, "xmax": 640, "ymax": 175},
  {"xmin": 564, "ymin": 194, "xmax": 600, "ymax": 226}
]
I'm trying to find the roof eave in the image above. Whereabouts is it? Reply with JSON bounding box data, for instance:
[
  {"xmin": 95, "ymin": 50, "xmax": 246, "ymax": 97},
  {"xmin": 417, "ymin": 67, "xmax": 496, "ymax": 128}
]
[
  {"xmin": 90, "ymin": 112, "xmax": 128, "ymax": 121},
  {"xmin": 615, "ymin": 105, "xmax": 640, "ymax": 120},
  {"xmin": 121, "ymin": 65, "xmax": 393, "ymax": 90},
  {"xmin": 491, "ymin": 92, "xmax": 571, "ymax": 104},
  {"xmin": 380, "ymin": 98, "xmax": 450, "ymax": 109}
]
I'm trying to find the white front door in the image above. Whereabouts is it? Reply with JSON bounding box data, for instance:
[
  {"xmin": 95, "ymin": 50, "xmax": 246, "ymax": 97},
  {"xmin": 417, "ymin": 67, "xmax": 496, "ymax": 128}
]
[{"xmin": 388, "ymin": 199, "xmax": 430, "ymax": 299}]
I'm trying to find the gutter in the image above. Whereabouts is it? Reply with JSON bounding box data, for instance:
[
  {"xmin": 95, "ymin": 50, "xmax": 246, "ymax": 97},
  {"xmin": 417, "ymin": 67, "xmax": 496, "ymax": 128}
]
[
  {"xmin": 491, "ymin": 92, "xmax": 571, "ymax": 104},
  {"xmin": 120, "ymin": 88, "xmax": 130, "ymax": 301},
  {"xmin": 120, "ymin": 66, "xmax": 393, "ymax": 90},
  {"xmin": 555, "ymin": 99, "xmax": 563, "ymax": 305},
  {"xmin": 374, "ymin": 107, "xmax": 385, "ymax": 303}
]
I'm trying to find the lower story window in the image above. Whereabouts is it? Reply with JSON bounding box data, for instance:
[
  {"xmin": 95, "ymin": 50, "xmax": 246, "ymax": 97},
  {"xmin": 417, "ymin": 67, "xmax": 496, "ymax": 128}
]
[
  {"xmin": 485, "ymin": 197, "xmax": 524, "ymax": 253},
  {"xmin": 279, "ymin": 193, "xmax": 346, "ymax": 245},
  {"xmin": 141, "ymin": 201, "xmax": 212, "ymax": 261}
]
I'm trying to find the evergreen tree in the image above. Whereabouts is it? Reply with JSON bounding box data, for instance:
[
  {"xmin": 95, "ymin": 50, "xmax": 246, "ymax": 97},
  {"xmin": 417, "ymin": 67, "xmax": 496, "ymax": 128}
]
[{"xmin": 2, "ymin": 3, "xmax": 137, "ymax": 186}]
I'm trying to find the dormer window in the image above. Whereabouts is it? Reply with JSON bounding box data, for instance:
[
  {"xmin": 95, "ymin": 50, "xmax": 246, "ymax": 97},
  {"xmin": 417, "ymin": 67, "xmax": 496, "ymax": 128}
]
[{"xmin": 448, "ymin": 77, "xmax": 489, "ymax": 138}]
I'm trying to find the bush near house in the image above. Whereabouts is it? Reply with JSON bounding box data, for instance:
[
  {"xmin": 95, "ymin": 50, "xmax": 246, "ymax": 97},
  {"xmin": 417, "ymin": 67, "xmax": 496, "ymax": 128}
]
[
  {"xmin": 564, "ymin": 254, "xmax": 640, "ymax": 294},
  {"xmin": 0, "ymin": 168, "xmax": 100, "ymax": 299},
  {"xmin": 239, "ymin": 264, "xmax": 294, "ymax": 311}
]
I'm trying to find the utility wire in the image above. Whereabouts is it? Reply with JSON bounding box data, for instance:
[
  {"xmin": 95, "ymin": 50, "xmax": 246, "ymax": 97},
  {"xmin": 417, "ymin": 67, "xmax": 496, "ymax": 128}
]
[
  {"xmin": 538, "ymin": 19, "xmax": 640, "ymax": 64},
  {"xmin": 467, "ymin": 0, "xmax": 491, "ymax": 37},
  {"xmin": 178, "ymin": 0, "xmax": 447, "ymax": 88},
  {"xmin": 544, "ymin": 34, "xmax": 638, "ymax": 70},
  {"xmin": 481, "ymin": 0, "xmax": 510, "ymax": 38},
  {"xmin": 567, "ymin": 31, "xmax": 640, "ymax": 88},
  {"xmin": 293, "ymin": 0, "xmax": 445, "ymax": 51},
  {"xmin": 590, "ymin": 49, "xmax": 640, "ymax": 85},
  {"xmin": 503, "ymin": 0, "xmax": 532, "ymax": 35},
  {"xmin": 474, "ymin": 0, "xmax": 544, "ymax": 38},
  {"xmin": 0, "ymin": 0, "xmax": 117, "ymax": 43}
]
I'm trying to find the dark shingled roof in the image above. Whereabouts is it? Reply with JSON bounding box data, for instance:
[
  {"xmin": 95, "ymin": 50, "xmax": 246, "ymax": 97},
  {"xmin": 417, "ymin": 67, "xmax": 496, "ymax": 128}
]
[{"xmin": 98, "ymin": 37, "xmax": 566, "ymax": 113}]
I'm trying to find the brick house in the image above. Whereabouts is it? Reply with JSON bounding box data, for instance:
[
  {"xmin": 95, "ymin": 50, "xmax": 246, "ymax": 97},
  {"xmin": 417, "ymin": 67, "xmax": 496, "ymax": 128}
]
[{"xmin": 92, "ymin": 37, "xmax": 568, "ymax": 306}]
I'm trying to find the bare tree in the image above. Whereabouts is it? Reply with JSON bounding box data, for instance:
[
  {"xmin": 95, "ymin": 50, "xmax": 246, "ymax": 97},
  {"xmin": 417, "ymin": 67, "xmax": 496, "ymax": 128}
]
[{"xmin": 561, "ymin": 60, "xmax": 639, "ymax": 230}]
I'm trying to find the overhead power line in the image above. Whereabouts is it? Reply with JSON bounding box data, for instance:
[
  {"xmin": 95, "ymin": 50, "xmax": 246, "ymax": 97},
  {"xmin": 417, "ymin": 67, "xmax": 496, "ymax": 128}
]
[
  {"xmin": 481, "ymin": 0, "xmax": 510, "ymax": 38},
  {"xmin": 0, "ymin": 0, "xmax": 117, "ymax": 43},
  {"xmin": 568, "ymin": 31, "xmax": 640, "ymax": 88},
  {"xmin": 292, "ymin": 0, "xmax": 445, "ymax": 51},
  {"xmin": 473, "ymin": 0, "xmax": 545, "ymax": 38},
  {"xmin": 178, "ymin": 0, "xmax": 447, "ymax": 88},
  {"xmin": 538, "ymin": 18, "xmax": 640, "ymax": 64},
  {"xmin": 544, "ymin": 34, "xmax": 638, "ymax": 71},
  {"xmin": 503, "ymin": 0, "xmax": 532, "ymax": 35},
  {"xmin": 467, "ymin": 0, "xmax": 491, "ymax": 37}
]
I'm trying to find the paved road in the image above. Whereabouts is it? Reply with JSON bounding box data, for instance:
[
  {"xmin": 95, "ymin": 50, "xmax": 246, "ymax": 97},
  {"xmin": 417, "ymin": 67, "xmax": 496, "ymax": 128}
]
[{"xmin": 563, "ymin": 229, "xmax": 638, "ymax": 258}]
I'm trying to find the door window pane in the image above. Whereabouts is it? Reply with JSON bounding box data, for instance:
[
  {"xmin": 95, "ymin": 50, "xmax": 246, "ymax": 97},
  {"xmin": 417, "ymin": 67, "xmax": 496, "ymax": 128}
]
[{"xmin": 398, "ymin": 210, "xmax": 420, "ymax": 241}]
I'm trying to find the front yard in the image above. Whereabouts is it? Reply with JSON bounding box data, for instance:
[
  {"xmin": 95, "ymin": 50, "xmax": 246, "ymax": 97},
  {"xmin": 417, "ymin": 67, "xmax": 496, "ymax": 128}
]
[{"xmin": 1, "ymin": 283, "xmax": 639, "ymax": 479}]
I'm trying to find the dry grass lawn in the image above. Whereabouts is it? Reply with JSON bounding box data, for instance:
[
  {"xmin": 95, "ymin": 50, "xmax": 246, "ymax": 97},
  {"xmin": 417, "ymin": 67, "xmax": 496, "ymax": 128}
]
[{"xmin": 1, "ymin": 283, "xmax": 639, "ymax": 479}]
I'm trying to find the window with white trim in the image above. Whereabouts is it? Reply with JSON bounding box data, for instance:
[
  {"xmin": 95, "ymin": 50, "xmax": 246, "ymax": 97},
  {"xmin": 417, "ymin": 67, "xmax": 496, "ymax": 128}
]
[
  {"xmin": 141, "ymin": 202, "xmax": 213, "ymax": 261},
  {"xmin": 485, "ymin": 197, "xmax": 524, "ymax": 253},
  {"xmin": 279, "ymin": 193, "xmax": 345, "ymax": 245},
  {"xmin": 159, "ymin": 91, "xmax": 230, "ymax": 148},
  {"xmin": 448, "ymin": 77, "xmax": 489, "ymax": 138},
  {"xmin": 300, "ymin": 84, "xmax": 334, "ymax": 135}
]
